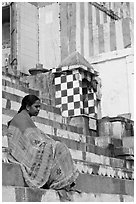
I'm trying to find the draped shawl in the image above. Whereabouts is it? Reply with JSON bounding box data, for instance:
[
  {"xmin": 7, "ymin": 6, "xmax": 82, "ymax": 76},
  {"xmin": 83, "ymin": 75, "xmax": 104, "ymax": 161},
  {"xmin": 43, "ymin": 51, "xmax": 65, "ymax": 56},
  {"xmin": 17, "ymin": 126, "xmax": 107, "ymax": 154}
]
[{"xmin": 7, "ymin": 110, "xmax": 79, "ymax": 189}]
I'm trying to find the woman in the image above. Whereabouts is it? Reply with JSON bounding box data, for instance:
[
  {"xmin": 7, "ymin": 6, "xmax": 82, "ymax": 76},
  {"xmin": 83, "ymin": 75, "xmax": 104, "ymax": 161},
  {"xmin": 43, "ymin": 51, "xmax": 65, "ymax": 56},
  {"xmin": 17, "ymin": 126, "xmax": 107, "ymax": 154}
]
[{"xmin": 7, "ymin": 94, "xmax": 79, "ymax": 190}]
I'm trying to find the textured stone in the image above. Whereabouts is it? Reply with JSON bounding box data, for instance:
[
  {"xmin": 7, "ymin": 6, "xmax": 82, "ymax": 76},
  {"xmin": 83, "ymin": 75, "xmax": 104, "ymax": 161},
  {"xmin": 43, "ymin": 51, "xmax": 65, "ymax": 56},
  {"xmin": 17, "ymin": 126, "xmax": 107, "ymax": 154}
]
[
  {"xmin": 2, "ymin": 186, "xmax": 134, "ymax": 202},
  {"xmin": 2, "ymin": 163, "xmax": 26, "ymax": 187}
]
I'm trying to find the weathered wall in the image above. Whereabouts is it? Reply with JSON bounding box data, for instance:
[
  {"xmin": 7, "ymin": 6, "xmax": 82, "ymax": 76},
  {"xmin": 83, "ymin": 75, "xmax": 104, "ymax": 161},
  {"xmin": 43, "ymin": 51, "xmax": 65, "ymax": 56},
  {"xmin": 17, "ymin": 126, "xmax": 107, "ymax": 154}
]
[
  {"xmin": 90, "ymin": 48, "xmax": 134, "ymax": 120},
  {"xmin": 100, "ymin": 2, "xmax": 134, "ymax": 19},
  {"xmin": 51, "ymin": 2, "xmax": 134, "ymax": 61},
  {"xmin": 60, "ymin": 3, "xmax": 76, "ymax": 61},
  {"xmin": 27, "ymin": 72, "xmax": 56, "ymax": 106},
  {"xmin": 15, "ymin": 2, "xmax": 39, "ymax": 74},
  {"xmin": 39, "ymin": 3, "xmax": 61, "ymax": 69}
]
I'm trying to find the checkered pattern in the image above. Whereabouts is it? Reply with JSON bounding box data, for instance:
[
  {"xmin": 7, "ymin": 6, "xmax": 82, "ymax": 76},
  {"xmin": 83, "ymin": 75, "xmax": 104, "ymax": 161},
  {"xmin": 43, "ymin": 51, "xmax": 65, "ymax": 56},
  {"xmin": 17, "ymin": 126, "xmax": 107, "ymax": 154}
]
[
  {"xmin": 55, "ymin": 71, "xmax": 83, "ymax": 117},
  {"xmin": 52, "ymin": 64, "xmax": 98, "ymax": 75},
  {"xmin": 54, "ymin": 69, "xmax": 97, "ymax": 118},
  {"xmin": 83, "ymin": 89, "xmax": 97, "ymax": 118}
]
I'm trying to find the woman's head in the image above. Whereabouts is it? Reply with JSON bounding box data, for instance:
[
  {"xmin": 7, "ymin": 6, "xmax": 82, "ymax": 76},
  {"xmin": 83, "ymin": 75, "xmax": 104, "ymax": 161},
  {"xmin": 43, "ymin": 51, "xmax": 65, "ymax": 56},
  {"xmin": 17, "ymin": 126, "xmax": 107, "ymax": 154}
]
[{"xmin": 18, "ymin": 94, "xmax": 40, "ymax": 116}]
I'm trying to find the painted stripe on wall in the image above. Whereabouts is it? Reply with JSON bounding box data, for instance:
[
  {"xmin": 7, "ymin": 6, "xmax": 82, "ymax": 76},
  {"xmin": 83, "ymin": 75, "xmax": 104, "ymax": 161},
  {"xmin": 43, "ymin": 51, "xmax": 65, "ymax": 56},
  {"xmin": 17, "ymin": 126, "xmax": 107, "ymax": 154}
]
[
  {"xmin": 69, "ymin": 3, "xmax": 132, "ymax": 58},
  {"xmin": 93, "ymin": 26, "xmax": 99, "ymax": 55},
  {"xmin": 84, "ymin": 2, "xmax": 89, "ymax": 58},
  {"xmin": 107, "ymin": 15, "xmax": 111, "ymax": 23},
  {"xmin": 67, "ymin": 3, "xmax": 71, "ymax": 54},
  {"xmin": 110, "ymin": 21, "xmax": 116, "ymax": 51},
  {"xmin": 130, "ymin": 2, "xmax": 134, "ymax": 20},
  {"xmin": 80, "ymin": 2, "xmax": 84, "ymax": 56},
  {"xmin": 92, "ymin": 4, "xmax": 96, "ymax": 28},
  {"xmin": 88, "ymin": 3, "xmax": 94, "ymax": 57},
  {"xmin": 2, "ymin": 86, "xmax": 26, "ymax": 97},
  {"xmin": 99, "ymin": 9, "xmax": 104, "ymax": 25},
  {"xmin": 76, "ymin": 2, "xmax": 81, "ymax": 53},
  {"xmin": 98, "ymin": 24, "xmax": 104, "ymax": 53},
  {"xmin": 88, "ymin": 3, "xmax": 92, "ymax": 25},
  {"xmin": 69, "ymin": 3, "xmax": 76, "ymax": 53},
  {"xmin": 103, "ymin": 22, "xmax": 110, "ymax": 53},
  {"xmin": 122, "ymin": 2, "xmax": 127, "ymax": 18},
  {"xmin": 60, "ymin": 3, "xmax": 68, "ymax": 60},
  {"xmin": 115, "ymin": 20, "xmax": 124, "ymax": 50},
  {"xmin": 122, "ymin": 18, "xmax": 131, "ymax": 48},
  {"xmin": 103, "ymin": 11, "xmax": 107, "ymax": 23},
  {"xmin": 110, "ymin": 2, "xmax": 114, "ymax": 11},
  {"xmin": 126, "ymin": 2, "xmax": 130, "ymax": 17},
  {"xmin": 96, "ymin": 7, "xmax": 100, "ymax": 25}
]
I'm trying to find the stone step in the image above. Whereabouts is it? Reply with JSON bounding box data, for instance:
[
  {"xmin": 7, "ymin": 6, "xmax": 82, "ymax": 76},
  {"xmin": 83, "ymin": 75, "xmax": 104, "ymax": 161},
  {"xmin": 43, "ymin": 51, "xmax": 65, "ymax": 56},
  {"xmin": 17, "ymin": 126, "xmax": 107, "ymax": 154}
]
[
  {"xmin": 2, "ymin": 75, "xmax": 39, "ymax": 99},
  {"xmin": 2, "ymin": 72, "xmax": 98, "ymax": 135},
  {"xmin": 98, "ymin": 116, "xmax": 134, "ymax": 138},
  {"xmin": 2, "ymin": 160, "xmax": 134, "ymax": 192},
  {"xmin": 2, "ymin": 79, "xmax": 61, "ymax": 116},
  {"xmin": 2, "ymin": 163, "xmax": 134, "ymax": 198},
  {"xmin": 2, "ymin": 186, "xmax": 134, "ymax": 202},
  {"xmin": 2, "ymin": 93, "xmax": 134, "ymax": 152},
  {"xmin": 2, "ymin": 121, "xmax": 134, "ymax": 170},
  {"xmin": 2, "ymin": 185, "xmax": 134, "ymax": 202},
  {"xmin": 2, "ymin": 106, "xmax": 83, "ymax": 137},
  {"xmin": 2, "ymin": 125, "xmax": 134, "ymax": 173}
]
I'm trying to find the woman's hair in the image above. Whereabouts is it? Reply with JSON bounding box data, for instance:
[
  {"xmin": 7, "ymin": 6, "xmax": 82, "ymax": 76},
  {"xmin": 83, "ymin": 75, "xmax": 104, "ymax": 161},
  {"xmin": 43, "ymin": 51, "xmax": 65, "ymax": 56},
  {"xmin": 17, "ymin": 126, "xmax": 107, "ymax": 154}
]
[
  {"xmin": 18, "ymin": 94, "xmax": 40, "ymax": 113},
  {"xmin": 7, "ymin": 95, "xmax": 40, "ymax": 126}
]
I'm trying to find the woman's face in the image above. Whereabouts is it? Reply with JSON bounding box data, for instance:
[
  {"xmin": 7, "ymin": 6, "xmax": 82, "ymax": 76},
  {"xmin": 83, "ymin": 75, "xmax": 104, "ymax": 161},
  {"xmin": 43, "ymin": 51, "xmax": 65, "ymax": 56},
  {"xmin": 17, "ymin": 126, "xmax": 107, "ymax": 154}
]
[{"xmin": 27, "ymin": 100, "xmax": 41, "ymax": 117}]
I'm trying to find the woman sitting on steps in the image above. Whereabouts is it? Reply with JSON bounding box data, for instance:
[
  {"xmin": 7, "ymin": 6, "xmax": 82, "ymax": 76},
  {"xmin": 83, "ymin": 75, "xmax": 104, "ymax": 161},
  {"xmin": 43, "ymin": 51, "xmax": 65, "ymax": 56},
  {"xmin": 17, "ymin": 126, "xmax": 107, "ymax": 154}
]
[{"xmin": 7, "ymin": 94, "xmax": 79, "ymax": 191}]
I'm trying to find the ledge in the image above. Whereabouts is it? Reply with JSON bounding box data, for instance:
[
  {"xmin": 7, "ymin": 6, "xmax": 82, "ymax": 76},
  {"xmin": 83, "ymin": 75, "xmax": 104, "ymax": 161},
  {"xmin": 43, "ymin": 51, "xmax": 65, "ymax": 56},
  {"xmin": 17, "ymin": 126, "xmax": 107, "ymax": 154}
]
[{"xmin": 2, "ymin": 162, "xmax": 134, "ymax": 196}]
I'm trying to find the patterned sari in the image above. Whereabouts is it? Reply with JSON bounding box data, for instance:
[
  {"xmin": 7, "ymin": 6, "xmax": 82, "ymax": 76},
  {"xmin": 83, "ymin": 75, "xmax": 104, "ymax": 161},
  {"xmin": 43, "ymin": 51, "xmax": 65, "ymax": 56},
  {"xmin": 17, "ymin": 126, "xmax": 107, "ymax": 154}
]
[{"xmin": 7, "ymin": 110, "xmax": 79, "ymax": 189}]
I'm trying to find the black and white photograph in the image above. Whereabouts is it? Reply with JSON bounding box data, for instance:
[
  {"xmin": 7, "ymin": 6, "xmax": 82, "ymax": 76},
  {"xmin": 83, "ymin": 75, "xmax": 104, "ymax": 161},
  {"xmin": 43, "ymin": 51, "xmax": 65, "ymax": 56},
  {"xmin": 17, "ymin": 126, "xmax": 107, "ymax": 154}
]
[{"xmin": 2, "ymin": 1, "xmax": 134, "ymax": 202}]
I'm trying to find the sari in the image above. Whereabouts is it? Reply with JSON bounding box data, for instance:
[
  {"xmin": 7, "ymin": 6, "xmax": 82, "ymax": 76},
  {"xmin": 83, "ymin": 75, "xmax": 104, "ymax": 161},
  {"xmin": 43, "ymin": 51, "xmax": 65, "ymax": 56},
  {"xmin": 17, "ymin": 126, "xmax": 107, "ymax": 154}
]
[{"xmin": 7, "ymin": 110, "xmax": 79, "ymax": 189}]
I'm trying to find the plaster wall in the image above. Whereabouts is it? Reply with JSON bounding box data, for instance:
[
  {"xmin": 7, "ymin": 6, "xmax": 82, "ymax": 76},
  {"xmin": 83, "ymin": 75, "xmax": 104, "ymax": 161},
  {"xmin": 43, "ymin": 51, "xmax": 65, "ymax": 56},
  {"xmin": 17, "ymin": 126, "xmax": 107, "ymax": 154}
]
[
  {"xmin": 39, "ymin": 3, "xmax": 61, "ymax": 69},
  {"xmin": 91, "ymin": 49, "xmax": 134, "ymax": 120},
  {"xmin": 16, "ymin": 3, "xmax": 38, "ymax": 74}
]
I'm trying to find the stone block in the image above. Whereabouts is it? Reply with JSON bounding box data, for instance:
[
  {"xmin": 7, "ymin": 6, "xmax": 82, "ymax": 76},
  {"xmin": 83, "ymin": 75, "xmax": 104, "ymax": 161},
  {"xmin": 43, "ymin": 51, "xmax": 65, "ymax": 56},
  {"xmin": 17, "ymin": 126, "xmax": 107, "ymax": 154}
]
[
  {"xmin": 98, "ymin": 117, "xmax": 111, "ymax": 137},
  {"xmin": 114, "ymin": 147, "xmax": 134, "ymax": 157},
  {"xmin": 68, "ymin": 115, "xmax": 90, "ymax": 136},
  {"xmin": 89, "ymin": 117, "xmax": 97, "ymax": 130},
  {"xmin": 2, "ymin": 162, "xmax": 26, "ymax": 187},
  {"xmin": 98, "ymin": 116, "xmax": 134, "ymax": 139},
  {"xmin": 2, "ymin": 186, "xmax": 16, "ymax": 202},
  {"xmin": 95, "ymin": 136, "xmax": 111, "ymax": 147},
  {"xmin": 75, "ymin": 173, "xmax": 134, "ymax": 196},
  {"xmin": 122, "ymin": 137, "xmax": 134, "ymax": 149},
  {"xmin": 111, "ymin": 121, "xmax": 126, "ymax": 139}
]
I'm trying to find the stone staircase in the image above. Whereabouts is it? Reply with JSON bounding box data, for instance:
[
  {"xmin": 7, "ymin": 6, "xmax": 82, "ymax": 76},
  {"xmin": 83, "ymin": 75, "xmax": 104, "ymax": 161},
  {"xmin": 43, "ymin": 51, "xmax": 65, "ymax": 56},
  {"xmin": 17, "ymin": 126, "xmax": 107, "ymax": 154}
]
[{"xmin": 2, "ymin": 72, "xmax": 134, "ymax": 202}]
